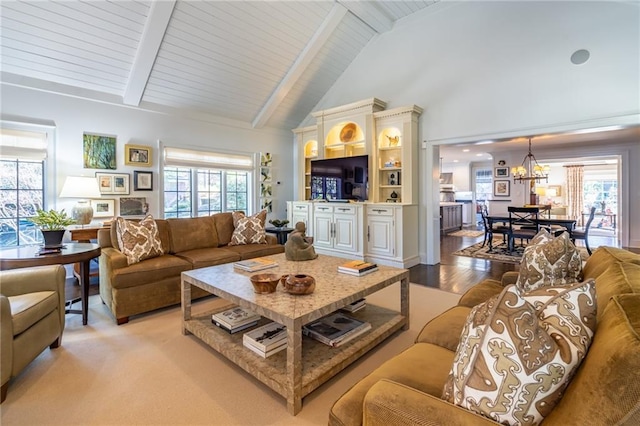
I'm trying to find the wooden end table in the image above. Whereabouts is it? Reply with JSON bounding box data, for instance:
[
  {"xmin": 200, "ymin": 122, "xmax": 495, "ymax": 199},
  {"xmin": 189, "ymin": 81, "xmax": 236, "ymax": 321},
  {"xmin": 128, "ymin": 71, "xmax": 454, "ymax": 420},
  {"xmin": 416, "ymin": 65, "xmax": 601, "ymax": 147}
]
[
  {"xmin": 264, "ymin": 227, "xmax": 294, "ymax": 244},
  {"xmin": 0, "ymin": 243, "xmax": 101, "ymax": 325}
]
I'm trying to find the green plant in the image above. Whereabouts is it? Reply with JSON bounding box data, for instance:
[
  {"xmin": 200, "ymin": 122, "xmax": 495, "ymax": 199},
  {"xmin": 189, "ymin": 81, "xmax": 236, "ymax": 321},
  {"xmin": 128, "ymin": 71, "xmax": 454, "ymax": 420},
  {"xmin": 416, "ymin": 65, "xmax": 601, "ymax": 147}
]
[
  {"xmin": 268, "ymin": 219, "xmax": 289, "ymax": 228},
  {"xmin": 27, "ymin": 209, "xmax": 76, "ymax": 230}
]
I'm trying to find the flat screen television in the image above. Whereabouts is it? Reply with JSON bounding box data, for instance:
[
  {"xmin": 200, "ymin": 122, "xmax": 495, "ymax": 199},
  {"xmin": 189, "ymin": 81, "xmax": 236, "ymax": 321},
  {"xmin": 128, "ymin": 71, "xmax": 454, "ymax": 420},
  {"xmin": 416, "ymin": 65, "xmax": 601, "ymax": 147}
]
[{"xmin": 310, "ymin": 155, "xmax": 369, "ymax": 202}]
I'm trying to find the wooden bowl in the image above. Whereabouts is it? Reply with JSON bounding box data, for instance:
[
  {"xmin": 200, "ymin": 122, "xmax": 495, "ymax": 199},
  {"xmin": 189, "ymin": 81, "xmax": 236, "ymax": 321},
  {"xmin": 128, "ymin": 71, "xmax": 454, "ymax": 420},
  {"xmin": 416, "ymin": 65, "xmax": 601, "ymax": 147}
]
[
  {"xmin": 250, "ymin": 273, "xmax": 280, "ymax": 294},
  {"xmin": 284, "ymin": 274, "xmax": 315, "ymax": 295}
]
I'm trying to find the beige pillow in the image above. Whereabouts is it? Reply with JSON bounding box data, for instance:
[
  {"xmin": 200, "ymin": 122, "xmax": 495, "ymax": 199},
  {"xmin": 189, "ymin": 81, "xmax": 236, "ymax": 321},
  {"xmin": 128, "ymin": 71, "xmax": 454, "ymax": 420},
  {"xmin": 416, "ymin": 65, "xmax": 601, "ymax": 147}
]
[
  {"xmin": 516, "ymin": 231, "xmax": 583, "ymax": 292},
  {"xmin": 229, "ymin": 210, "xmax": 267, "ymax": 245},
  {"xmin": 443, "ymin": 280, "xmax": 596, "ymax": 426},
  {"xmin": 115, "ymin": 215, "xmax": 164, "ymax": 265}
]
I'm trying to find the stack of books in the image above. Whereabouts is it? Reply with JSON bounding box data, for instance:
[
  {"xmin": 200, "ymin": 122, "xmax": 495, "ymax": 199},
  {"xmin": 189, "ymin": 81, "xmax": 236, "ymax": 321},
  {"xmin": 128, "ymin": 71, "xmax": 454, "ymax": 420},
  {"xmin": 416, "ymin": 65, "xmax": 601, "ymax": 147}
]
[
  {"xmin": 337, "ymin": 260, "xmax": 378, "ymax": 276},
  {"xmin": 211, "ymin": 306, "xmax": 260, "ymax": 334},
  {"xmin": 233, "ymin": 257, "xmax": 278, "ymax": 272},
  {"xmin": 243, "ymin": 321, "xmax": 287, "ymax": 358},
  {"xmin": 302, "ymin": 312, "xmax": 371, "ymax": 347},
  {"xmin": 341, "ymin": 298, "xmax": 366, "ymax": 313}
]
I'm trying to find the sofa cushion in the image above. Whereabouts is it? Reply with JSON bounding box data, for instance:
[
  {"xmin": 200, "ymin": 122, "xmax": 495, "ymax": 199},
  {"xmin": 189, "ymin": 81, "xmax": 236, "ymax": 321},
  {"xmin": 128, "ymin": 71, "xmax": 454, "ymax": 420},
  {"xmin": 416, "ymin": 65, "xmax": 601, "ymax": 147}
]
[
  {"xmin": 213, "ymin": 212, "xmax": 235, "ymax": 246},
  {"xmin": 167, "ymin": 216, "xmax": 218, "ymax": 254},
  {"xmin": 516, "ymin": 231, "xmax": 582, "ymax": 292},
  {"xmin": 229, "ymin": 211, "xmax": 267, "ymax": 245},
  {"xmin": 224, "ymin": 243, "xmax": 284, "ymax": 259},
  {"xmin": 542, "ymin": 294, "xmax": 640, "ymax": 425},
  {"xmin": 8, "ymin": 291, "xmax": 58, "ymax": 335},
  {"xmin": 582, "ymin": 246, "xmax": 640, "ymax": 280},
  {"xmin": 116, "ymin": 215, "xmax": 164, "ymax": 265},
  {"xmin": 415, "ymin": 306, "xmax": 472, "ymax": 351},
  {"xmin": 110, "ymin": 254, "xmax": 192, "ymax": 290},
  {"xmin": 443, "ymin": 281, "xmax": 596, "ymax": 426},
  {"xmin": 458, "ymin": 279, "xmax": 504, "ymax": 308},
  {"xmin": 329, "ymin": 342, "xmax": 455, "ymax": 426},
  {"xmin": 174, "ymin": 248, "xmax": 241, "ymax": 269},
  {"xmin": 594, "ymin": 262, "xmax": 640, "ymax": 322}
]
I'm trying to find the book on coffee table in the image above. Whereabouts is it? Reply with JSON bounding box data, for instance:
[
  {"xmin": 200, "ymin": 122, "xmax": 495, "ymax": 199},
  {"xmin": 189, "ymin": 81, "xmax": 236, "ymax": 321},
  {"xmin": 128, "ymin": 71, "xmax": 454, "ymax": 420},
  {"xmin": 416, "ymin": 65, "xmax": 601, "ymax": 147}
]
[
  {"xmin": 243, "ymin": 340, "xmax": 287, "ymax": 358},
  {"xmin": 302, "ymin": 312, "xmax": 371, "ymax": 347},
  {"xmin": 243, "ymin": 321, "xmax": 287, "ymax": 352},
  {"xmin": 340, "ymin": 298, "xmax": 366, "ymax": 313},
  {"xmin": 212, "ymin": 306, "xmax": 261, "ymax": 332},
  {"xmin": 212, "ymin": 319, "xmax": 259, "ymax": 334},
  {"xmin": 233, "ymin": 258, "xmax": 278, "ymax": 272},
  {"xmin": 337, "ymin": 260, "xmax": 378, "ymax": 276}
]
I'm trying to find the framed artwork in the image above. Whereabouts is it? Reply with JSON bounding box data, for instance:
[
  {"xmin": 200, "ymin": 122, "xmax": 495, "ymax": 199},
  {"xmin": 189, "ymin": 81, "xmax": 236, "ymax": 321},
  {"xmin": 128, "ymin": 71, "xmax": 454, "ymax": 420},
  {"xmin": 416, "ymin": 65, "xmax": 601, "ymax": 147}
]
[
  {"xmin": 133, "ymin": 171, "xmax": 153, "ymax": 191},
  {"xmin": 494, "ymin": 167, "xmax": 509, "ymax": 178},
  {"xmin": 548, "ymin": 184, "xmax": 562, "ymax": 196},
  {"xmin": 260, "ymin": 152, "xmax": 272, "ymax": 167},
  {"xmin": 261, "ymin": 198, "xmax": 273, "ymax": 213},
  {"xmin": 125, "ymin": 144, "xmax": 152, "ymax": 167},
  {"xmin": 261, "ymin": 183, "xmax": 272, "ymax": 197},
  {"xmin": 96, "ymin": 172, "xmax": 130, "ymax": 195},
  {"xmin": 494, "ymin": 180, "xmax": 510, "ymax": 197},
  {"xmin": 90, "ymin": 199, "xmax": 115, "ymax": 218},
  {"xmin": 119, "ymin": 197, "xmax": 148, "ymax": 216},
  {"xmin": 260, "ymin": 167, "xmax": 272, "ymax": 183},
  {"xmin": 83, "ymin": 133, "xmax": 116, "ymax": 169}
]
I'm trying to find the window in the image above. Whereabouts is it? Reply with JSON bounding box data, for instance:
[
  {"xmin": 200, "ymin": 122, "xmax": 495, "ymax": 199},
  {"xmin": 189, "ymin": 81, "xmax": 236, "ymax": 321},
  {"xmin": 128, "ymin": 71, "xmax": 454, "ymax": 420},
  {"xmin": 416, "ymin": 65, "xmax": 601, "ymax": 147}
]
[
  {"xmin": 163, "ymin": 147, "xmax": 253, "ymax": 218},
  {"xmin": 474, "ymin": 168, "xmax": 493, "ymax": 202},
  {"xmin": 1, "ymin": 127, "xmax": 49, "ymax": 247}
]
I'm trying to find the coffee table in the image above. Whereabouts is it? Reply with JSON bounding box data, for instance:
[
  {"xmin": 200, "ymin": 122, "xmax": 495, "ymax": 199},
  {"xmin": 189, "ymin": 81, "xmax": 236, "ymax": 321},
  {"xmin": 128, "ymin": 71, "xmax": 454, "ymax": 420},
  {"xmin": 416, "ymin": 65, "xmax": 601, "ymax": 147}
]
[{"xmin": 181, "ymin": 252, "xmax": 409, "ymax": 415}]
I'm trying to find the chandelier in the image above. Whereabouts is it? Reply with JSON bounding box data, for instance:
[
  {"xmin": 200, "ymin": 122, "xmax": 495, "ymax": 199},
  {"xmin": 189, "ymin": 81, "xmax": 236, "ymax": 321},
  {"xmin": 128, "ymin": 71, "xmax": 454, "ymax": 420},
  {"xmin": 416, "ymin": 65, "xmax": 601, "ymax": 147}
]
[{"xmin": 511, "ymin": 138, "xmax": 550, "ymax": 183}]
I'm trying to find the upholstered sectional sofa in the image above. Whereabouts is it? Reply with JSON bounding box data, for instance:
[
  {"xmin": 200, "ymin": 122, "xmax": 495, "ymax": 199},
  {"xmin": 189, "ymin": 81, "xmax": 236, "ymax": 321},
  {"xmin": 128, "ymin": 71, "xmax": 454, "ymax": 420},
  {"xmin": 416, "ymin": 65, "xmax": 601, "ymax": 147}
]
[
  {"xmin": 97, "ymin": 212, "xmax": 284, "ymax": 325},
  {"xmin": 329, "ymin": 246, "xmax": 640, "ymax": 425}
]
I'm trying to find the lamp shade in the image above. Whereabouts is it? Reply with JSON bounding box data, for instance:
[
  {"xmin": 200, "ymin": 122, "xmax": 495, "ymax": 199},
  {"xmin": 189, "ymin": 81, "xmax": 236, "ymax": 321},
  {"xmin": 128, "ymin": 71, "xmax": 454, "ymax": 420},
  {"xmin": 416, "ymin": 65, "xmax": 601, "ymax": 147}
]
[{"xmin": 59, "ymin": 176, "xmax": 102, "ymax": 225}]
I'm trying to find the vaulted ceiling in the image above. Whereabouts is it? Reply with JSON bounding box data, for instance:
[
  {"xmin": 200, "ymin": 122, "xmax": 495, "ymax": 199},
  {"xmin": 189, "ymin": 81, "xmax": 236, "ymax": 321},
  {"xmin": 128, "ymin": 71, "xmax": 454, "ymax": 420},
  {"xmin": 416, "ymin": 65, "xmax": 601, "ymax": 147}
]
[{"xmin": 0, "ymin": 0, "xmax": 438, "ymax": 130}]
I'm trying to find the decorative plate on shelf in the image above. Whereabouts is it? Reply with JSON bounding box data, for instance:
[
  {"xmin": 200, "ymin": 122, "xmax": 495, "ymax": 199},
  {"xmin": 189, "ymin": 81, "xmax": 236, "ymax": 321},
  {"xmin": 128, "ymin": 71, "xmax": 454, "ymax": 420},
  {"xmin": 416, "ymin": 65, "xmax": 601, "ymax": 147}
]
[{"xmin": 340, "ymin": 123, "xmax": 357, "ymax": 142}]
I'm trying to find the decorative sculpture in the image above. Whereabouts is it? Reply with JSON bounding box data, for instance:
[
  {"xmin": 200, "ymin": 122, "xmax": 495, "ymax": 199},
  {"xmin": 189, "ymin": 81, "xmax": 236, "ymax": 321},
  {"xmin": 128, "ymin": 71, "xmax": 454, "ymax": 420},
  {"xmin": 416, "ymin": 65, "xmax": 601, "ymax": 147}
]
[{"xmin": 284, "ymin": 221, "xmax": 318, "ymax": 261}]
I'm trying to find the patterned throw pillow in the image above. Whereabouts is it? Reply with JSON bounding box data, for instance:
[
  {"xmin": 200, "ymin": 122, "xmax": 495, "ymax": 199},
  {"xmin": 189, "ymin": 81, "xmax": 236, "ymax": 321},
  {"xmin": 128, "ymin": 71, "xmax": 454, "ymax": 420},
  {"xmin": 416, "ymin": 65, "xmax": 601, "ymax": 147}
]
[
  {"xmin": 229, "ymin": 210, "xmax": 267, "ymax": 246},
  {"xmin": 115, "ymin": 215, "xmax": 164, "ymax": 265},
  {"xmin": 442, "ymin": 281, "xmax": 596, "ymax": 426},
  {"xmin": 516, "ymin": 230, "xmax": 583, "ymax": 292}
]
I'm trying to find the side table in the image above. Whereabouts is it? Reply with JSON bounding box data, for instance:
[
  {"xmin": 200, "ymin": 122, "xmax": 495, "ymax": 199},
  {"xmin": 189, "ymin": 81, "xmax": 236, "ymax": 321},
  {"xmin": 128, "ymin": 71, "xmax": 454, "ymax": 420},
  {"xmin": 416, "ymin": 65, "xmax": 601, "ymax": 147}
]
[
  {"xmin": 264, "ymin": 227, "xmax": 294, "ymax": 245},
  {"xmin": 0, "ymin": 243, "xmax": 101, "ymax": 325}
]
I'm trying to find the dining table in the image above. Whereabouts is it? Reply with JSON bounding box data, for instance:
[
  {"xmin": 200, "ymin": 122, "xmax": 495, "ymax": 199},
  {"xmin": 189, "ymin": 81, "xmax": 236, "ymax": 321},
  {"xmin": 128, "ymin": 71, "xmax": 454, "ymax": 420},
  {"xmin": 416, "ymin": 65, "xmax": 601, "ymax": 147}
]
[{"xmin": 486, "ymin": 214, "xmax": 578, "ymax": 241}]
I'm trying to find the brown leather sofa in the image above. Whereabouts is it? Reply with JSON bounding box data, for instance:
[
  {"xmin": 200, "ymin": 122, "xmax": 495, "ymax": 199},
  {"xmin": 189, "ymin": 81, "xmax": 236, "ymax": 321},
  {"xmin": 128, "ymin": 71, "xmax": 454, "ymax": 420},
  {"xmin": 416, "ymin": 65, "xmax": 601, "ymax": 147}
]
[
  {"xmin": 98, "ymin": 213, "xmax": 284, "ymax": 325},
  {"xmin": 329, "ymin": 246, "xmax": 640, "ymax": 425},
  {"xmin": 1, "ymin": 265, "xmax": 66, "ymax": 403}
]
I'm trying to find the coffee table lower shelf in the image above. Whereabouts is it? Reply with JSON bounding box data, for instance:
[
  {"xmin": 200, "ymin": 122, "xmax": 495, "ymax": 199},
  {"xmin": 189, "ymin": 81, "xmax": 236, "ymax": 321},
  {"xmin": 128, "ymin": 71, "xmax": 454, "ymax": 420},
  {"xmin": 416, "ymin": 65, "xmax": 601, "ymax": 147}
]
[{"xmin": 183, "ymin": 303, "xmax": 406, "ymax": 411}]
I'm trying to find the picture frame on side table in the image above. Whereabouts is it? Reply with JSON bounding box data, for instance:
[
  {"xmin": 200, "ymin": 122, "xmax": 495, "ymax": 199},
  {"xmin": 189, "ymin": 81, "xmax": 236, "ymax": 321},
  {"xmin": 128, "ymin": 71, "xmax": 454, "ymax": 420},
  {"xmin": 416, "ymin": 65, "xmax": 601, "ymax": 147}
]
[
  {"xmin": 133, "ymin": 171, "xmax": 153, "ymax": 191},
  {"xmin": 124, "ymin": 144, "xmax": 152, "ymax": 167},
  {"xmin": 90, "ymin": 199, "xmax": 115, "ymax": 218},
  {"xmin": 494, "ymin": 167, "xmax": 509, "ymax": 178},
  {"xmin": 494, "ymin": 180, "xmax": 510, "ymax": 197},
  {"xmin": 96, "ymin": 172, "xmax": 130, "ymax": 195}
]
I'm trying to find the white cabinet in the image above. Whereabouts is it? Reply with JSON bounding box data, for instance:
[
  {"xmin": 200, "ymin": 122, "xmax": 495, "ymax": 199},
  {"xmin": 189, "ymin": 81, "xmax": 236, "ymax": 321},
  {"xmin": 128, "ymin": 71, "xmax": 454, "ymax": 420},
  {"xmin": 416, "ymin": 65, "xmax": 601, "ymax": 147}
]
[
  {"xmin": 312, "ymin": 204, "xmax": 362, "ymax": 257},
  {"xmin": 365, "ymin": 204, "xmax": 419, "ymax": 268},
  {"xmin": 287, "ymin": 201, "xmax": 312, "ymax": 233}
]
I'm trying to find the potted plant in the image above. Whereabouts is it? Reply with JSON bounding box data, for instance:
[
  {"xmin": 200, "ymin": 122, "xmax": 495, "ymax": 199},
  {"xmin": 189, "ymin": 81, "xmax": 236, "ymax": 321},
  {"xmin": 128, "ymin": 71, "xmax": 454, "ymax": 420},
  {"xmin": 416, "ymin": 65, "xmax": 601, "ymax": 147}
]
[
  {"xmin": 268, "ymin": 219, "xmax": 289, "ymax": 229},
  {"xmin": 28, "ymin": 209, "xmax": 76, "ymax": 248}
]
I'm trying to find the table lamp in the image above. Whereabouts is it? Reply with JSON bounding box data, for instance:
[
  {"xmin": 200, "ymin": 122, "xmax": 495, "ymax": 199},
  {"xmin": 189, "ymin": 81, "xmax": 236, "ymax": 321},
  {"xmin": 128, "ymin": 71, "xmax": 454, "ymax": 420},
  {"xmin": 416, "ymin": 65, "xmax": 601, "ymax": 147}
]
[{"xmin": 59, "ymin": 176, "xmax": 102, "ymax": 227}]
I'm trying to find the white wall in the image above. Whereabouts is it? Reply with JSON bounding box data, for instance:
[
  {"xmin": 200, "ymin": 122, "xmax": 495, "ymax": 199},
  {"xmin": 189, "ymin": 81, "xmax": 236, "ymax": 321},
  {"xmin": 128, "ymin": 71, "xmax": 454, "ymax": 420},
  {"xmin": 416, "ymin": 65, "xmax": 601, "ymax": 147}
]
[
  {"xmin": 308, "ymin": 1, "xmax": 640, "ymax": 257},
  {"xmin": 1, "ymin": 85, "xmax": 293, "ymax": 222}
]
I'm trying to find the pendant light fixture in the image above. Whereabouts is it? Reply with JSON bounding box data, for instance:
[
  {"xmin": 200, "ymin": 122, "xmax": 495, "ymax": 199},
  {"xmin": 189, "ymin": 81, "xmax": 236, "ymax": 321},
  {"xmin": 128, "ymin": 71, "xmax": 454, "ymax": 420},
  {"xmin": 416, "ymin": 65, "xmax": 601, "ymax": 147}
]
[{"xmin": 511, "ymin": 138, "xmax": 550, "ymax": 183}]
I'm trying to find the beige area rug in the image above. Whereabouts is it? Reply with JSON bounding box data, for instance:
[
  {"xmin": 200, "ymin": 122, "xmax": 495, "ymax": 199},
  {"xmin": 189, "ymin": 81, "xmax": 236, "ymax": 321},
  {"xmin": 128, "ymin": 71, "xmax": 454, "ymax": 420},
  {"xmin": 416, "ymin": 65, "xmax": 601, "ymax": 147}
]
[
  {"xmin": 453, "ymin": 239, "xmax": 589, "ymax": 265},
  {"xmin": 1, "ymin": 284, "xmax": 460, "ymax": 426},
  {"xmin": 448, "ymin": 229, "xmax": 485, "ymax": 238}
]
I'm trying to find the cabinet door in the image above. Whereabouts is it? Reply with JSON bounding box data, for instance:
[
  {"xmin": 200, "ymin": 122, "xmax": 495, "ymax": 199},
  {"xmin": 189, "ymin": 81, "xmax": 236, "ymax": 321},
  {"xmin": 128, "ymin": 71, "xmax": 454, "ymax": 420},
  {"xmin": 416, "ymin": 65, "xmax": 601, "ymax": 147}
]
[
  {"xmin": 333, "ymin": 213, "xmax": 358, "ymax": 252},
  {"xmin": 367, "ymin": 214, "xmax": 394, "ymax": 257},
  {"xmin": 313, "ymin": 212, "xmax": 333, "ymax": 249}
]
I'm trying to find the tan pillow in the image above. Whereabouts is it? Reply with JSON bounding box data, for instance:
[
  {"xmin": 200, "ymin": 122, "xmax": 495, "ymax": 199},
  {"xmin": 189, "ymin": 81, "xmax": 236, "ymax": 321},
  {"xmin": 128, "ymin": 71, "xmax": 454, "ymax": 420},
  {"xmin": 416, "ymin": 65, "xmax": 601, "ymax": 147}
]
[
  {"xmin": 516, "ymin": 231, "xmax": 582, "ymax": 292},
  {"xmin": 115, "ymin": 215, "xmax": 164, "ymax": 265},
  {"xmin": 443, "ymin": 280, "xmax": 596, "ymax": 426},
  {"xmin": 229, "ymin": 210, "xmax": 267, "ymax": 246}
]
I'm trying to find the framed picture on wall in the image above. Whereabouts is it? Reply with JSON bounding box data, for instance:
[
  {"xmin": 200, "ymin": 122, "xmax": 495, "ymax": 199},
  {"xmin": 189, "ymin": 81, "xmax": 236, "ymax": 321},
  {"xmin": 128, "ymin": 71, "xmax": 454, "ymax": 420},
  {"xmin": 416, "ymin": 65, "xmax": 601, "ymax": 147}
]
[
  {"xmin": 95, "ymin": 172, "xmax": 130, "ymax": 195},
  {"xmin": 133, "ymin": 171, "xmax": 153, "ymax": 191},
  {"xmin": 494, "ymin": 167, "xmax": 509, "ymax": 178},
  {"xmin": 90, "ymin": 199, "xmax": 115, "ymax": 218},
  {"xmin": 494, "ymin": 180, "xmax": 510, "ymax": 197},
  {"xmin": 83, "ymin": 133, "xmax": 117, "ymax": 170},
  {"xmin": 125, "ymin": 144, "xmax": 152, "ymax": 167},
  {"xmin": 119, "ymin": 197, "xmax": 148, "ymax": 216}
]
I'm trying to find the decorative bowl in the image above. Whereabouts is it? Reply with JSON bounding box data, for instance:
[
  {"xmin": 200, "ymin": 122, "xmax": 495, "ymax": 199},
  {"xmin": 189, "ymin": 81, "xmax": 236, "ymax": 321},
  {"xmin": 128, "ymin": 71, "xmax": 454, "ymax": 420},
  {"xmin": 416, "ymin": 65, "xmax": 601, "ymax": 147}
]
[
  {"xmin": 340, "ymin": 123, "xmax": 357, "ymax": 142},
  {"xmin": 284, "ymin": 274, "xmax": 315, "ymax": 295},
  {"xmin": 250, "ymin": 273, "xmax": 280, "ymax": 294}
]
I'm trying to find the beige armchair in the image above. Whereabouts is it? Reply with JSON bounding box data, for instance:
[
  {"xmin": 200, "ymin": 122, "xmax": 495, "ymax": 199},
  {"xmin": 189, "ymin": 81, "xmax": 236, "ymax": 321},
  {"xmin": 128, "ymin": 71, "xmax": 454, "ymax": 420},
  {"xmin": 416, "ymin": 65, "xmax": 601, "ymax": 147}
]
[{"xmin": 1, "ymin": 264, "xmax": 66, "ymax": 403}]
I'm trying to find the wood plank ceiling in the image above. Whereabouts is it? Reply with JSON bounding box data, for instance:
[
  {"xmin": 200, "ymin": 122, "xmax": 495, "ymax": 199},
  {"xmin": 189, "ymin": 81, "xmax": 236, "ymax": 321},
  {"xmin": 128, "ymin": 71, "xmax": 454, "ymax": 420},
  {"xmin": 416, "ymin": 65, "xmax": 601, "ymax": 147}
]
[{"xmin": 0, "ymin": 0, "xmax": 438, "ymax": 130}]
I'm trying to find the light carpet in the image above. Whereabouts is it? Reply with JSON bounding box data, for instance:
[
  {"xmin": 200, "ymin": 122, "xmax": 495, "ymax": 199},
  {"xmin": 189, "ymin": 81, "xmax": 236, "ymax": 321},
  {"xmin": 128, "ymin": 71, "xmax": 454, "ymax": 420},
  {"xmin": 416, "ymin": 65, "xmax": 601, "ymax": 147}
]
[
  {"xmin": 453, "ymin": 239, "xmax": 589, "ymax": 265},
  {"xmin": 0, "ymin": 284, "xmax": 460, "ymax": 426},
  {"xmin": 447, "ymin": 229, "xmax": 484, "ymax": 238}
]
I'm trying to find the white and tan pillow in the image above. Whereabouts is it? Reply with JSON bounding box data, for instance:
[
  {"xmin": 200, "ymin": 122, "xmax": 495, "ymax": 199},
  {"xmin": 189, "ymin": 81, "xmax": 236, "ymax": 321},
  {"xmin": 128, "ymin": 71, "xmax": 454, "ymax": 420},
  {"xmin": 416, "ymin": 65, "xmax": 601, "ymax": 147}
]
[
  {"xmin": 115, "ymin": 215, "xmax": 164, "ymax": 265},
  {"xmin": 229, "ymin": 210, "xmax": 267, "ymax": 245},
  {"xmin": 516, "ymin": 230, "xmax": 583, "ymax": 292},
  {"xmin": 443, "ymin": 280, "xmax": 596, "ymax": 426}
]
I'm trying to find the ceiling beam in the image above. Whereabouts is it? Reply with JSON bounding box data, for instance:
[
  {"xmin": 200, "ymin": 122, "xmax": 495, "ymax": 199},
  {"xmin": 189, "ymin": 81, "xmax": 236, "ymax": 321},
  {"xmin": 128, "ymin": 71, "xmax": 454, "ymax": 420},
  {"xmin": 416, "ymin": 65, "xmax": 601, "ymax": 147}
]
[
  {"xmin": 122, "ymin": 1, "xmax": 176, "ymax": 106},
  {"xmin": 337, "ymin": 1, "xmax": 394, "ymax": 34},
  {"xmin": 252, "ymin": 3, "xmax": 348, "ymax": 129}
]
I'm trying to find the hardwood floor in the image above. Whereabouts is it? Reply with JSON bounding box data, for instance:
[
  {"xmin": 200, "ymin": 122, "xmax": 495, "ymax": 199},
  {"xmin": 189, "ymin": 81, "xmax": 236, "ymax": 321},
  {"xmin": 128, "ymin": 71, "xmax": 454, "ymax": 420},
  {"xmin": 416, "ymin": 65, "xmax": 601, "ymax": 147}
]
[{"xmin": 410, "ymin": 226, "xmax": 636, "ymax": 295}]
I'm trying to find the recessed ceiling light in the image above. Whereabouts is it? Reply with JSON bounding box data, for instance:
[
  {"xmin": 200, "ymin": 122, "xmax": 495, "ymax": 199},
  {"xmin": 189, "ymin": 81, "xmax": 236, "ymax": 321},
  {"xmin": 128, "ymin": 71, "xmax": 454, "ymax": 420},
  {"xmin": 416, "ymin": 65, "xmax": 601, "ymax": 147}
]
[
  {"xmin": 571, "ymin": 49, "xmax": 590, "ymax": 65},
  {"xmin": 475, "ymin": 141, "xmax": 494, "ymax": 145},
  {"xmin": 571, "ymin": 125, "xmax": 624, "ymax": 135},
  {"xmin": 476, "ymin": 153, "xmax": 483, "ymax": 157},
  {"xmin": 462, "ymin": 149, "xmax": 470, "ymax": 152},
  {"xmin": 453, "ymin": 160, "xmax": 459, "ymax": 163}
]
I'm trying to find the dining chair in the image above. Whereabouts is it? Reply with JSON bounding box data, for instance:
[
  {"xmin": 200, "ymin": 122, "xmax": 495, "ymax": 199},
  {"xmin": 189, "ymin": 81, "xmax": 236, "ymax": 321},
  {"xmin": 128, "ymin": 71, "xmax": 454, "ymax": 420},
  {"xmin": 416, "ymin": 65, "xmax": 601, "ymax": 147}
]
[
  {"xmin": 572, "ymin": 206, "xmax": 596, "ymax": 255},
  {"xmin": 480, "ymin": 205, "xmax": 510, "ymax": 251},
  {"xmin": 507, "ymin": 206, "xmax": 541, "ymax": 253}
]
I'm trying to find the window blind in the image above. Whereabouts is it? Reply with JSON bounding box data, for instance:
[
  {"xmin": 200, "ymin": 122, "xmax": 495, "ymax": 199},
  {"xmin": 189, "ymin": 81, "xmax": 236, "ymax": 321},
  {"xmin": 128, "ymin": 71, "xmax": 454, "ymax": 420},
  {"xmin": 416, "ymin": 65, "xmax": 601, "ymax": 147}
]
[
  {"xmin": 164, "ymin": 147, "xmax": 253, "ymax": 170},
  {"xmin": 0, "ymin": 128, "xmax": 48, "ymax": 160}
]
